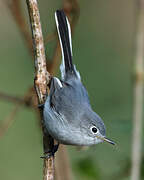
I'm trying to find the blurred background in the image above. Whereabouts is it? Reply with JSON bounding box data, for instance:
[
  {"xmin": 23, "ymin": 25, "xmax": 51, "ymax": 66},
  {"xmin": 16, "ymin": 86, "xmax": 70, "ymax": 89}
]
[{"xmin": 0, "ymin": 0, "xmax": 144, "ymax": 180}]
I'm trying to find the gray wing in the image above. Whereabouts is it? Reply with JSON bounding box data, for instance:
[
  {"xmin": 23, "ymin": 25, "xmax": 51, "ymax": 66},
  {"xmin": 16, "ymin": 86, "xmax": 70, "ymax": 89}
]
[{"xmin": 49, "ymin": 77, "xmax": 91, "ymax": 123}]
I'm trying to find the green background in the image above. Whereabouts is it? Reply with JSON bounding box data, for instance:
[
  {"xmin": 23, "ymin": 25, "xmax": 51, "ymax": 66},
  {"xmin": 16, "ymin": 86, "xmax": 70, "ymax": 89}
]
[{"xmin": 0, "ymin": 0, "xmax": 143, "ymax": 179}]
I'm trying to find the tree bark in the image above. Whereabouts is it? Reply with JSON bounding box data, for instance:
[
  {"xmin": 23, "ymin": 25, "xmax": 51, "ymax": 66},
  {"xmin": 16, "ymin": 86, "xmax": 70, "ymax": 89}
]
[
  {"xmin": 131, "ymin": 0, "xmax": 144, "ymax": 180},
  {"xmin": 26, "ymin": 0, "xmax": 54, "ymax": 180}
]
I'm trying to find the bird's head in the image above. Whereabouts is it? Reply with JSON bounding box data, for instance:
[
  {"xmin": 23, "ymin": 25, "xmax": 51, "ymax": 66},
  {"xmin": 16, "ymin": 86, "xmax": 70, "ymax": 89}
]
[{"xmin": 78, "ymin": 109, "xmax": 115, "ymax": 146}]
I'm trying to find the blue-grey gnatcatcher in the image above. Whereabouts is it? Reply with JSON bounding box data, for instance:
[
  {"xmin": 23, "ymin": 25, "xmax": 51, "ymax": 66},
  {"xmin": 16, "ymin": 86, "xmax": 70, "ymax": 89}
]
[{"xmin": 43, "ymin": 10, "xmax": 115, "ymax": 154}]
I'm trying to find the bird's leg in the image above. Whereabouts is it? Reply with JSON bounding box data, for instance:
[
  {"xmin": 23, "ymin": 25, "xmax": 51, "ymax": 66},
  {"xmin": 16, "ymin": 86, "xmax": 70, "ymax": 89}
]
[{"xmin": 40, "ymin": 143, "xmax": 59, "ymax": 159}]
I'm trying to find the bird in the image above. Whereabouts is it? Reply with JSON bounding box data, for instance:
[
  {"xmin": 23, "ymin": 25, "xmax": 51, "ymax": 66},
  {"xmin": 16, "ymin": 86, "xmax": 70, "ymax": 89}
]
[{"xmin": 43, "ymin": 10, "xmax": 115, "ymax": 155}]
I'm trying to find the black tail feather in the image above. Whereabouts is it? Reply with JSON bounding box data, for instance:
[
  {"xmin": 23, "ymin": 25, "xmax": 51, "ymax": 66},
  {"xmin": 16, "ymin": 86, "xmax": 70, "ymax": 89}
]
[{"xmin": 55, "ymin": 10, "xmax": 74, "ymax": 74}]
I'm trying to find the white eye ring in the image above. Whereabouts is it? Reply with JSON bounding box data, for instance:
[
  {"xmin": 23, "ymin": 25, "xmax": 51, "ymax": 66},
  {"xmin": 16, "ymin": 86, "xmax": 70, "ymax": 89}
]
[{"xmin": 90, "ymin": 126, "xmax": 98, "ymax": 134}]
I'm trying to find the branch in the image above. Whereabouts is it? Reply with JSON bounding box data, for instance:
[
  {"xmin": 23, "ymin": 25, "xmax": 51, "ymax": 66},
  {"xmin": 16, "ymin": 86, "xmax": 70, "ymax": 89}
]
[
  {"xmin": 0, "ymin": 89, "xmax": 37, "ymax": 108},
  {"xmin": 55, "ymin": 145, "xmax": 72, "ymax": 180},
  {"xmin": 0, "ymin": 92, "xmax": 25, "ymax": 105},
  {"xmin": 1, "ymin": 1, "xmax": 79, "ymax": 179},
  {"xmin": 131, "ymin": 0, "xmax": 144, "ymax": 180},
  {"xmin": 26, "ymin": 1, "xmax": 54, "ymax": 180}
]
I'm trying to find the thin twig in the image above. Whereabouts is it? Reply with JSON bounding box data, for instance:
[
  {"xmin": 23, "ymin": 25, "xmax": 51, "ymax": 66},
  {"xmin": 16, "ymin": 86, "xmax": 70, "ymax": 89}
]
[
  {"xmin": 0, "ymin": 92, "xmax": 25, "ymax": 105},
  {"xmin": 131, "ymin": 0, "xmax": 144, "ymax": 180},
  {"xmin": 0, "ymin": 89, "xmax": 37, "ymax": 108},
  {"xmin": 0, "ymin": 88, "xmax": 38, "ymax": 139},
  {"xmin": 55, "ymin": 145, "xmax": 72, "ymax": 180},
  {"xmin": 26, "ymin": 1, "xmax": 54, "ymax": 180},
  {"xmin": 1, "ymin": 1, "xmax": 79, "ymax": 179}
]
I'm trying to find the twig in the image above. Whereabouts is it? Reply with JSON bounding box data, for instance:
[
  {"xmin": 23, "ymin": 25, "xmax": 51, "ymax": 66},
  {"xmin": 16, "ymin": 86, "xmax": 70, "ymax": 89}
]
[
  {"xmin": 0, "ymin": 105, "xmax": 20, "ymax": 138},
  {"xmin": 1, "ymin": 1, "xmax": 79, "ymax": 179},
  {"xmin": 0, "ymin": 89, "xmax": 37, "ymax": 108},
  {"xmin": 26, "ymin": 1, "xmax": 54, "ymax": 180},
  {"xmin": 131, "ymin": 0, "xmax": 144, "ymax": 180},
  {"xmin": 0, "ymin": 92, "xmax": 25, "ymax": 105},
  {"xmin": 55, "ymin": 145, "xmax": 72, "ymax": 180},
  {"xmin": 0, "ymin": 88, "xmax": 42, "ymax": 139}
]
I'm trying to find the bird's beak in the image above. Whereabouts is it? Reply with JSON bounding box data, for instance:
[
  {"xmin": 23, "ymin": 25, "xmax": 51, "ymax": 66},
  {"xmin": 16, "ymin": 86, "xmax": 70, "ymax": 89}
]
[
  {"xmin": 103, "ymin": 137, "xmax": 115, "ymax": 145},
  {"xmin": 96, "ymin": 135, "xmax": 115, "ymax": 145}
]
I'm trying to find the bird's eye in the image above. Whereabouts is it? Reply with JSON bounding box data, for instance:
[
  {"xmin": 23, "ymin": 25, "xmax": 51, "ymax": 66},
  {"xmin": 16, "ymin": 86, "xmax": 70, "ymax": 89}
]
[{"xmin": 90, "ymin": 126, "xmax": 98, "ymax": 134}]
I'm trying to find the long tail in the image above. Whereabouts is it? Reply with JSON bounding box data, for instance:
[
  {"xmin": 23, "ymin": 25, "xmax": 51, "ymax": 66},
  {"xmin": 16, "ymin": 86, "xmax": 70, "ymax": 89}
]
[{"xmin": 55, "ymin": 10, "xmax": 80, "ymax": 80}]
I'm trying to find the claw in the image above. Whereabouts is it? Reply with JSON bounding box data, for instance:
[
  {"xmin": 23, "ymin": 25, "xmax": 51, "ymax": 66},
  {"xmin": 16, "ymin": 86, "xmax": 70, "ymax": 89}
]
[
  {"xmin": 40, "ymin": 153, "xmax": 52, "ymax": 159},
  {"xmin": 40, "ymin": 143, "xmax": 59, "ymax": 159}
]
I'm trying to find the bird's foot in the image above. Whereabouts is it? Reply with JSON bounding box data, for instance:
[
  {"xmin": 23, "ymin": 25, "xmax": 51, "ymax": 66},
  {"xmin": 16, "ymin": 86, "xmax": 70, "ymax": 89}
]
[
  {"xmin": 40, "ymin": 144, "xmax": 59, "ymax": 159},
  {"xmin": 38, "ymin": 103, "xmax": 44, "ymax": 110}
]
